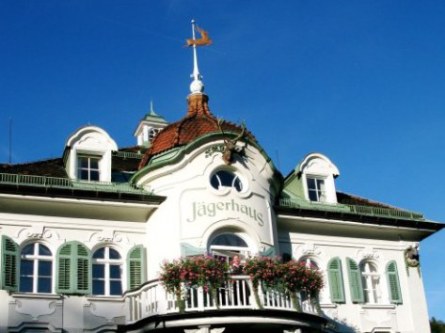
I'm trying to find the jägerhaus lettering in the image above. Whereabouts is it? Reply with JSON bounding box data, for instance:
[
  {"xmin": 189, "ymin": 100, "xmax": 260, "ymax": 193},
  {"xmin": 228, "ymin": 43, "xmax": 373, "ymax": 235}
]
[{"xmin": 187, "ymin": 199, "xmax": 264, "ymax": 226}]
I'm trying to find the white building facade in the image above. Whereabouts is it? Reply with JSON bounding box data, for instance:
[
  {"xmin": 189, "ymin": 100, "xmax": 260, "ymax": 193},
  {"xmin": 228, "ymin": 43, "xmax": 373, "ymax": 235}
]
[{"xmin": 0, "ymin": 26, "xmax": 442, "ymax": 333}]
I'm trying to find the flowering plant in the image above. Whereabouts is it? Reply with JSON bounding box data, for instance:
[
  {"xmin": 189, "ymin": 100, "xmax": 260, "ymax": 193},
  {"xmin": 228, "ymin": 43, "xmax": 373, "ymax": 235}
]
[
  {"xmin": 160, "ymin": 256, "xmax": 229, "ymax": 294},
  {"xmin": 282, "ymin": 260, "xmax": 324, "ymax": 295},
  {"xmin": 160, "ymin": 255, "xmax": 324, "ymax": 304},
  {"xmin": 244, "ymin": 257, "xmax": 324, "ymax": 296},
  {"xmin": 243, "ymin": 256, "xmax": 283, "ymax": 289}
]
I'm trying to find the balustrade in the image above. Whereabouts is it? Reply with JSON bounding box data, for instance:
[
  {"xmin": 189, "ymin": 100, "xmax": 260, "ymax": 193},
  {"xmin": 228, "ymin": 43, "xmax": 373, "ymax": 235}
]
[{"xmin": 124, "ymin": 276, "xmax": 319, "ymax": 324}]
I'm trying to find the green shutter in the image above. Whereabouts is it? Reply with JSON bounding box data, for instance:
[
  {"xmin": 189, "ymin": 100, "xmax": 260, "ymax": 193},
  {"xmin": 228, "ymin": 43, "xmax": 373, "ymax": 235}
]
[
  {"xmin": 387, "ymin": 261, "xmax": 402, "ymax": 304},
  {"xmin": 127, "ymin": 245, "xmax": 146, "ymax": 291},
  {"xmin": 57, "ymin": 244, "xmax": 72, "ymax": 292},
  {"xmin": 327, "ymin": 258, "xmax": 345, "ymax": 303},
  {"xmin": 56, "ymin": 242, "xmax": 90, "ymax": 294},
  {"xmin": 1, "ymin": 236, "xmax": 19, "ymax": 291},
  {"xmin": 76, "ymin": 244, "xmax": 90, "ymax": 293},
  {"xmin": 347, "ymin": 258, "xmax": 364, "ymax": 303}
]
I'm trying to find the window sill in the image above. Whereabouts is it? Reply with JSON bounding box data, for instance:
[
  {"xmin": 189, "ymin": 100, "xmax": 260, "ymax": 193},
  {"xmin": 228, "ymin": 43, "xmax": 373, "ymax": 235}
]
[
  {"xmin": 320, "ymin": 303, "xmax": 338, "ymax": 309},
  {"xmin": 361, "ymin": 304, "xmax": 396, "ymax": 310},
  {"xmin": 86, "ymin": 295, "xmax": 125, "ymax": 302},
  {"xmin": 12, "ymin": 293, "xmax": 62, "ymax": 300}
]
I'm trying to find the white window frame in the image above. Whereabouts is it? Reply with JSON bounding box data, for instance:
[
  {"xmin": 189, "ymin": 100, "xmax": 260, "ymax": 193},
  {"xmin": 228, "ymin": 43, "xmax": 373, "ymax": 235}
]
[
  {"xmin": 361, "ymin": 261, "xmax": 381, "ymax": 304},
  {"xmin": 77, "ymin": 154, "xmax": 102, "ymax": 181},
  {"xmin": 306, "ymin": 176, "xmax": 327, "ymax": 202},
  {"xmin": 92, "ymin": 246, "xmax": 123, "ymax": 296},
  {"xmin": 20, "ymin": 243, "xmax": 53, "ymax": 294},
  {"xmin": 64, "ymin": 126, "xmax": 117, "ymax": 182},
  {"xmin": 210, "ymin": 169, "xmax": 245, "ymax": 194},
  {"xmin": 298, "ymin": 153, "xmax": 339, "ymax": 204},
  {"xmin": 208, "ymin": 232, "xmax": 251, "ymax": 263}
]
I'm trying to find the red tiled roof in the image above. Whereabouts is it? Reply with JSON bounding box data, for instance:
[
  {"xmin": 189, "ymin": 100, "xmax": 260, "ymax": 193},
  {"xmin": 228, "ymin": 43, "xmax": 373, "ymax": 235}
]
[
  {"xmin": 337, "ymin": 191, "xmax": 395, "ymax": 209},
  {"xmin": 0, "ymin": 158, "xmax": 68, "ymax": 178},
  {"xmin": 139, "ymin": 93, "xmax": 257, "ymax": 168}
]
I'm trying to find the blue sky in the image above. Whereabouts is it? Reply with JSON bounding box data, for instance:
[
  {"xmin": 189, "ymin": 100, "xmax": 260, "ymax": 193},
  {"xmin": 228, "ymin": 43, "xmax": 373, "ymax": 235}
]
[{"xmin": 1, "ymin": 0, "xmax": 444, "ymax": 320}]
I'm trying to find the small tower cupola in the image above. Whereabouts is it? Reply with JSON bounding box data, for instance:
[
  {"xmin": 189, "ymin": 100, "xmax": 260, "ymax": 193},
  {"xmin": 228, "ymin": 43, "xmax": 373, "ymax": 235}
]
[{"xmin": 134, "ymin": 101, "xmax": 168, "ymax": 147}]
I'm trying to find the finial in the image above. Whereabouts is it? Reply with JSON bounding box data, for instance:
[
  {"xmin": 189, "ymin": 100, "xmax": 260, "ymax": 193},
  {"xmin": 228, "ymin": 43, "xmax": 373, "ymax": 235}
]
[
  {"xmin": 149, "ymin": 100, "xmax": 156, "ymax": 115},
  {"xmin": 186, "ymin": 20, "xmax": 212, "ymax": 95}
]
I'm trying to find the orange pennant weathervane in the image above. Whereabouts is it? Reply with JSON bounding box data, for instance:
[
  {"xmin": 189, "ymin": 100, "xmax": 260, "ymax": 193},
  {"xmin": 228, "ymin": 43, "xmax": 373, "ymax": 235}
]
[{"xmin": 186, "ymin": 24, "xmax": 212, "ymax": 47}]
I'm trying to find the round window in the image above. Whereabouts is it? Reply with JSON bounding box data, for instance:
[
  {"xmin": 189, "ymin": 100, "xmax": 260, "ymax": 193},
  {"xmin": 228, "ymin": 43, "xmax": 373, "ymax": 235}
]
[{"xmin": 210, "ymin": 170, "xmax": 243, "ymax": 192}]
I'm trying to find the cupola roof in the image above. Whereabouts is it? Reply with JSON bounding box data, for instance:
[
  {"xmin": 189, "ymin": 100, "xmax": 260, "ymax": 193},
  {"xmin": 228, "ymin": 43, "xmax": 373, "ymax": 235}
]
[
  {"xmin": 138, "ymin": 21, "xmax": 257, "ymax": 168},
  {"xmin": 139, "ymin": 93, "xmax": 256, "ymax": 168}
]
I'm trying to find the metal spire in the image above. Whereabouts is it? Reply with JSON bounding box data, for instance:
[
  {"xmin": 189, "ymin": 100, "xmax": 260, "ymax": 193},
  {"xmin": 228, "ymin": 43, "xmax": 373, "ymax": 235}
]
[{"xmin": 189, "ymin": 19, "xmax": 204, "ymax": 94}]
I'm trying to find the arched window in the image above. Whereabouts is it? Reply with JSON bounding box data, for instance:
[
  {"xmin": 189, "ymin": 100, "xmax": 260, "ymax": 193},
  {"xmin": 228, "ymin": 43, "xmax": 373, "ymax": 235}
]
[
  {"xmin": 20, "ymin": 243, "xmax": 53, "ymax": 293},
  {"xmin": 209, "ymin": 233, "xmax": 250, "ymax": 263},
  {"xmin": 92, "ymin": 247, "xmax": 123, "ymax": 296},
  {"xmin": 210, "ymin": 170, "xmax": 244, "ymax": 192},
  {"xmin": 361, "ymin": 261, "xmax": 381, "ymax": 304},
  {"xmin": 299, "ymin": 256, "xmax": 319, "ymax": 270},
  {"xmin": 299, "ymin": 256, "xmax": 322, "ymax": 306}
]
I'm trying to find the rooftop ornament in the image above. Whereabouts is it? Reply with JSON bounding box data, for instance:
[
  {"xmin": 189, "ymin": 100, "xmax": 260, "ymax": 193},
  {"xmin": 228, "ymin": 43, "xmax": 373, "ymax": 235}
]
[{"xmin": 186, "ymin": 19, "xmax": 212, "ymax": 95}]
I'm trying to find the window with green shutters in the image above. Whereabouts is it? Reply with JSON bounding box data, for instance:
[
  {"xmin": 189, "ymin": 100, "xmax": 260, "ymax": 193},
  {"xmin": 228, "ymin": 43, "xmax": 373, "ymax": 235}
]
[
  {"xmin": 347, "ymin": 258, "xmax": 364, "ymax": 303},
  {"xmin": 327, "ymin": 257, "xmax": 345, "ymax": 303},
  {"xmin": 127, "ymin": 245, "xmax": 146, "ymax": 291},
  {"xmin": 386, "ymin": 261, "xmax": 402, "ymax": 304},
  {"xmin": 1, "ymin": 236, "xmax": 19, "ymax": 291},
  {"xmin": 56, "ymin": 242, "xmax": 91, "ymax": 294}
]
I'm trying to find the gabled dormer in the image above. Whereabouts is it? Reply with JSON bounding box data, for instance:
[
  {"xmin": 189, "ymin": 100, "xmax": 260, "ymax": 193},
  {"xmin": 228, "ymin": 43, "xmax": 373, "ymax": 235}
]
[
  {"xmin": 283, "ymin": 153, "xmax": 339, "ymax": 204},
  {"xmin": 134, "ymin": 102, "xmax": 168, "ymax": 147},
  {"xmin": 63, "ymin": 126, "xmax": 118, "ymax": 182}
]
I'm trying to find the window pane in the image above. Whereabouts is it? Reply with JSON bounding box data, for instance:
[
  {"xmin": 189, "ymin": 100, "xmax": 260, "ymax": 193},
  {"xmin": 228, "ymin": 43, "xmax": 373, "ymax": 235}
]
[
  {"xmin": 210, "ymin": 174, "xmax": 222, "ymax": 189},
  {"xmin": 80, "ymin": 170, "xmax": 89, "ymax": 180},
  {"xmin": 317, "ymin": 179, "xmax": 325, "ymax": 190},
  {"xmin": 93, "ymin": 248, "xmax": 105, "ymax": 259},
  {"xmin": 109, "ymin": 248, "xmax": 121, "ymax": 259},
  {"xmin": 38, "ymin": 277, "xmax": 52, "ymax": 293},
  {"xmin": 93, "ymin": 280, "xmax": 105, "ymax": 295},
  {"xmin": 22, "ymin": 244, "xmax": 35, "ymax": 255},
  {"xmin": 79, "ymin": 158, "xmax": 89, "ymax": 168},
  {"xmin": 90, "ymin": 159, "xmax": 99, "ymax": 169},
  {"xmin": 219, "ymin": 170, "xmax": 234, "ymax": 187},
  {"xmin": 110, "ymin": 265, "xmax": 121, "ymax": 279},
  {"xmin": 307, "ymin": 178, "xmax": 316, "ymax": 190},
  {"xmin": 93, "ymin": 264, "xmax": 104, "ymax": 278},
  {"xmin": 90, "ymin": 170, "xmax": 100, "ymax": 181},
  {"xmin": 38, "ymin": 244, "xmax": 51, "ymax": 256},
  {"xmin": 212, "ymin": 234, "xmax": 248, "ymax": 247},
  {"xmin": 38, "ymin": 261, "xmax": 52, "ymax": 276},
  {"xmin": 233, "ymin": 177, "xmax": 243, "ymax": 192},
  {"xmin": 20, "ymin": 277, "xmax": 33, "ymax": 292},
  {"xmin": 20, "ymin": 260, "xmax": 34, "ymax": 275},
  {"xmin": 308, "ymin": 190, "xmax": 318, "ymax": 201},
  {"xmin": 110, "ymin": 281, "xmax": 122, "ymax": 295}
]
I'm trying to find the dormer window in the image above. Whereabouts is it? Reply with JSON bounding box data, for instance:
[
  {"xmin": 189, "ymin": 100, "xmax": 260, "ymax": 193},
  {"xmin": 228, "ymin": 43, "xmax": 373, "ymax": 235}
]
[
  {"xmin": 77, "ymin": 155, "xmax": 101, "ymax": 181},
  {"xmin": 291, "ymin": 153, "xmax": 339, "ymax": 204},
  {"xmin": 306, "ymin": 176, "xmax": 326, "ymax": 202},
  {"xmin": 64, "ymin": 126, "xmax": 118, "ymax": 183}
]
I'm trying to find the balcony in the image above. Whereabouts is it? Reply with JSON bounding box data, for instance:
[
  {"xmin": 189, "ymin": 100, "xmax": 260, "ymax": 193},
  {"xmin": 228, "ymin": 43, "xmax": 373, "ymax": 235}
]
[{"xmin": 122, "ymin": 276, "xmax": 327, "ymax": 332}]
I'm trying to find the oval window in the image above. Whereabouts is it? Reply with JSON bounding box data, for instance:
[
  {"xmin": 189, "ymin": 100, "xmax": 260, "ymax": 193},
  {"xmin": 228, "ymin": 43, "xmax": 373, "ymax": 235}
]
[{"xmin": 210, "ymin": 170, "xmax": 243, "ymax": 192}]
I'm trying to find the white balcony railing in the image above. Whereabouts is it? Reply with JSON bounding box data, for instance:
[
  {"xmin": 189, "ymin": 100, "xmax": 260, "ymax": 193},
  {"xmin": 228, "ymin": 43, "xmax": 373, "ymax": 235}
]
[{"xmin": 124, "ymin": 275, "xmax": 319, "ymax": 324}]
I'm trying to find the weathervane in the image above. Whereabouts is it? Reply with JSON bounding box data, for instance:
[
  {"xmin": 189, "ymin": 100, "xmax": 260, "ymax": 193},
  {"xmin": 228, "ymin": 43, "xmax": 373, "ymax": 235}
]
[{"xmin": 186, "ymin": 19, "xmax": 212, "ymax": 94}]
